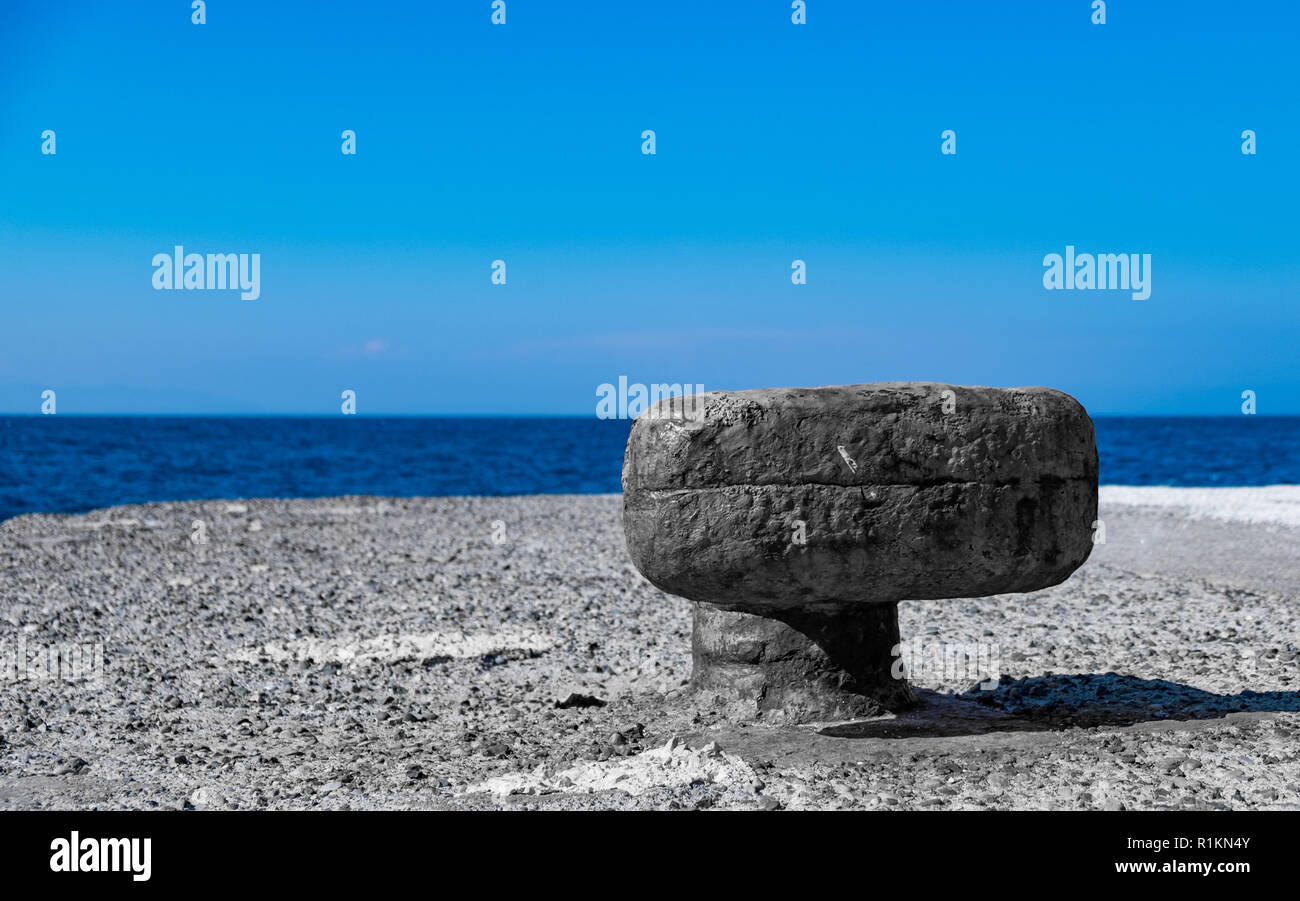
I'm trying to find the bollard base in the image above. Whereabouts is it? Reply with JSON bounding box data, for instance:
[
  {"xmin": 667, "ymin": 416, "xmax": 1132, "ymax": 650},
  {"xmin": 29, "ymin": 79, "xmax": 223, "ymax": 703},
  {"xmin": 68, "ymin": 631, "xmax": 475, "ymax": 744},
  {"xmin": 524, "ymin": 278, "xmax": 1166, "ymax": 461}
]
[{"xmin": 691, "ymin": 602, "xmax": 916, "ymax": 724}]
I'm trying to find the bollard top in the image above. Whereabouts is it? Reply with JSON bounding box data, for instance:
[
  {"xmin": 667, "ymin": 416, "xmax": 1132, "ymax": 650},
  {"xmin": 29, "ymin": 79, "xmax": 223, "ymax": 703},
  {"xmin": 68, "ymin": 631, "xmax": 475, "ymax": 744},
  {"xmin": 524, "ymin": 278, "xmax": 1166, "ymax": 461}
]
[{"xmin": 622, "ymin": 382, "xmax": 1098, "ymax": 612}]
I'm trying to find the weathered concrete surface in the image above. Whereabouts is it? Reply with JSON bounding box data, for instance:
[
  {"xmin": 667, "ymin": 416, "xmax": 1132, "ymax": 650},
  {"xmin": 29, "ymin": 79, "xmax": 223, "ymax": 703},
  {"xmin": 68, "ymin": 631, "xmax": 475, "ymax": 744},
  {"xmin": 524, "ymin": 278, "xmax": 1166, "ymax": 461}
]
[
  {"xmin": 623, "ymin": 382, "xmax": 1099, "ymax": 611},
  {"xmin": 623, "ymin": 382, "xmax": 1099, "ymax": 721},
  {"xmin": 1, "ymin": 495, "xmax": 1299, "ymax": 811},
  {"xmin": 691, "ymin": 602, "xmax": 915, "ymax": 722}
]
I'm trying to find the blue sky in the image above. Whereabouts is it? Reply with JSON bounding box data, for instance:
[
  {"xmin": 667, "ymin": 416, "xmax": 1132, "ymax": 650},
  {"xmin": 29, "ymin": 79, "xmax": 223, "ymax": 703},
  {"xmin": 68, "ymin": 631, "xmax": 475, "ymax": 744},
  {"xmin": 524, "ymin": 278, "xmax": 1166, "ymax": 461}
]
[{"xmin": 1, "ymin": 0, "xmax": 1296, "ymax": 414}]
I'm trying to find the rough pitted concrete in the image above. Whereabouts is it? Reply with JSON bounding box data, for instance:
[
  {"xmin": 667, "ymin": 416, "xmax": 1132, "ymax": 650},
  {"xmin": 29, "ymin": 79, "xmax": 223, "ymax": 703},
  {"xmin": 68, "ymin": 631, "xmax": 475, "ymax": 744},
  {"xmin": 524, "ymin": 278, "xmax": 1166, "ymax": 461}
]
[
  {"xmin": 622, "ymin": 383, "xmax": 1099, "ymax": 721},
  {"xmin": 0, "ymin": 494, "xmax": 1298, "ymax": 811},
  {"xmin": 691, "ymin": 604, "xmax": 915, "ymax": 723}
]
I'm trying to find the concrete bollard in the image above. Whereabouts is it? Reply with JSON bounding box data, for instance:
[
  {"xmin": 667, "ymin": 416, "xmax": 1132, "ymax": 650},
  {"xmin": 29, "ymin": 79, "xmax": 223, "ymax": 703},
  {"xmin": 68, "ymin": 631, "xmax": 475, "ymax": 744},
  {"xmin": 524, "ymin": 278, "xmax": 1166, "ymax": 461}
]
[{"xmin": 622, "ymin": 382, "xmax": 1099, "ymax": 723}]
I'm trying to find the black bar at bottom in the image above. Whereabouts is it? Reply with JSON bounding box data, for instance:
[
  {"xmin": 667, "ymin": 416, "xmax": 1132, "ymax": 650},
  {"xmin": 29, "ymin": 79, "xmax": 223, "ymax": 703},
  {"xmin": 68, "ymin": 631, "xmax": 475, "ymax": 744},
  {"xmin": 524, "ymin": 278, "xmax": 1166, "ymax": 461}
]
[{"xmin": 0, "ymin": 810, "xmax": 1282, "ymax": 888}]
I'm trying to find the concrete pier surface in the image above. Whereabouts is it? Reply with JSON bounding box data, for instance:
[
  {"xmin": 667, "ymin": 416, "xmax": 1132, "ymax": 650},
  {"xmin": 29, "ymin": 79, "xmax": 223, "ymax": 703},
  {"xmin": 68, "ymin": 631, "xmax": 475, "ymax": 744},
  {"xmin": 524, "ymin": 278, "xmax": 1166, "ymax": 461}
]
[{"xmin": 0, "ymin": 487, "xmax": 1297, "ymax": 810}]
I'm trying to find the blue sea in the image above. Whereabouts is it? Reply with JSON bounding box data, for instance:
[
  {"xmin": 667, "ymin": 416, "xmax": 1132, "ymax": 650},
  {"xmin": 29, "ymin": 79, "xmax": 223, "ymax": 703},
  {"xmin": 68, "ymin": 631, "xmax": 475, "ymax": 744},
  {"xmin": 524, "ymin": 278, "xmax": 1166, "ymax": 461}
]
[{"xmin": 1, "ymin": 416, "xmax": 1297, "ymax": 523}]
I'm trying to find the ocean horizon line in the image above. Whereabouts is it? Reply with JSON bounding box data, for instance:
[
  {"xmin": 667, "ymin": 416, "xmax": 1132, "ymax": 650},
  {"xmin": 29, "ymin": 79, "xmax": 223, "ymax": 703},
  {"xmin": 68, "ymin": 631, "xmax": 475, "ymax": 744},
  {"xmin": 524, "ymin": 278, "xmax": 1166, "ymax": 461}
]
[{"xmin": 4, "ymin": 415, "xmax": 1296, "ymax": 524}]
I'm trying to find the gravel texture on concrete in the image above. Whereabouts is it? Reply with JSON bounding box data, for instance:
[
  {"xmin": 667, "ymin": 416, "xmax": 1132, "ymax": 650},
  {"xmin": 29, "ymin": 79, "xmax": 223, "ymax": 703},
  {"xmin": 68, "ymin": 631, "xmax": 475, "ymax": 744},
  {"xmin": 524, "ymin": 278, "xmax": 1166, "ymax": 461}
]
[{"xmin": 0, "ymin": 490, "xmax": 1297, "ymax": 810}]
